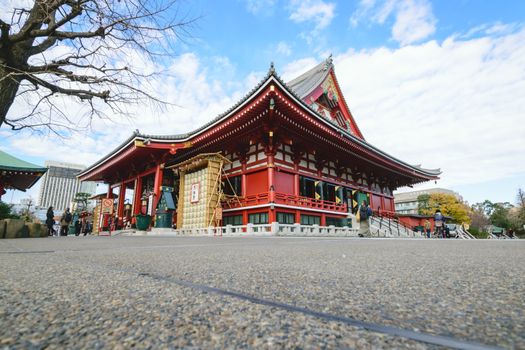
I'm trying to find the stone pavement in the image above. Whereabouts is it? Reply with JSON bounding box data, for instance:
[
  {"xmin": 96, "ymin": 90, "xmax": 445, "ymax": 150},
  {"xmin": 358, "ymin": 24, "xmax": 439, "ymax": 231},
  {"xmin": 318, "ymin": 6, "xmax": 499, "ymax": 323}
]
[{"xmin": 0, "ymin": 237, "xmax": 523, "ymax": 349}]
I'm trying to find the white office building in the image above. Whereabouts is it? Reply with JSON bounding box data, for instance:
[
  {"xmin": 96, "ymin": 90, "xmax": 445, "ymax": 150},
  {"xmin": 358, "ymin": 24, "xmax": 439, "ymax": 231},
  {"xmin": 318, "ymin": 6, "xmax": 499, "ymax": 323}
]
[
  {"xmin": 394, "ymin": 188, "xmax": 461, "ymax": 215},
  {"xmin": 37, "ymin": 161, "xmax": 96, "ymax": 212}
]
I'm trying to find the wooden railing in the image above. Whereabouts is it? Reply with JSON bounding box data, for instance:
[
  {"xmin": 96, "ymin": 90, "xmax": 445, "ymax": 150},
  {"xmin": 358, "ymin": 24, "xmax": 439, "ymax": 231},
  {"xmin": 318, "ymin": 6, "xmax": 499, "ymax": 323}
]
[
  {"xmin": 273, "ymin": 192, "xmax": 347, "ymax": 213},
  {"xmin": 223, "ymin": 192, "xmax": 269, "ymax": 208},
  {"xmin": 223, "ymin": 191, "xmax": 347, "ymax": 213}
]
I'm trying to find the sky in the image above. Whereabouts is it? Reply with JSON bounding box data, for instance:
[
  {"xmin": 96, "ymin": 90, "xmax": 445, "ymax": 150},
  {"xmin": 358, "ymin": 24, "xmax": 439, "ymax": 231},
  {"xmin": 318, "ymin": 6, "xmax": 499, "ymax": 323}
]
[{"xmin": 1, "ymin": 0, "xmax": 524, "ymax": 206}]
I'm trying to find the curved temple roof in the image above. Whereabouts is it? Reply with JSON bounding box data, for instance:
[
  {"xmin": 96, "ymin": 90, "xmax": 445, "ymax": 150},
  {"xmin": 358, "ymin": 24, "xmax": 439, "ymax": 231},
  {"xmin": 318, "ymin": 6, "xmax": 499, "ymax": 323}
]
[
  {"xmin": 79, "ymin": 58, "xmax": 440, "ymax": 181},
  {"xmin": 0, "ymin": 150, "xmax": 47, "ymax": 191},
  {"xmin": 287, "ymin": 56, "xmax": 334, "ymax": 99}
]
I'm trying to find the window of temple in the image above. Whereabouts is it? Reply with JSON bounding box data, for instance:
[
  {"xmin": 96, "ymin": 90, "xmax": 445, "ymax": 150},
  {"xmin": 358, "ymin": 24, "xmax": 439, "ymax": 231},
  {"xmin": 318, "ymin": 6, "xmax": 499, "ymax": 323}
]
[
  {"xmin": 299, "ymin": 176, "xmax": 316, "ymax": 198},
  {"xmin": 223, "ymin": 215, "xmax": 242, "ymax": 226},
  {"xmin": 300, "ymin": 214, "xmax": 321, "ymax": 225},
  {"xmin": 277, "ymin": 212, "xmax": 295, "ymax": 224},
  {"xmin": 223, "ymin": 175, "xmax": 242, "ymax": 196},
  {"xmin": 249, "ymin": 212, "xmax": 268, "ymax": 224},
  {"xmin": 326, "ymin": 216, "xmax": 346, "ymax": 227},
  {"xmin": 323, "ymin": 183, "xmax": 336, "ymax": 202}
]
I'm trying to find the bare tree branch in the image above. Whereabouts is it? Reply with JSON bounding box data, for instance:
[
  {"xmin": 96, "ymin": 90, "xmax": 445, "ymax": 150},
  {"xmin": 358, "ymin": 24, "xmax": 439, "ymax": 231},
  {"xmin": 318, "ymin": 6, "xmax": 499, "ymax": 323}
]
[{"xmin": 0, "ymin": 0, "xmax": 198, "ymax": 133}]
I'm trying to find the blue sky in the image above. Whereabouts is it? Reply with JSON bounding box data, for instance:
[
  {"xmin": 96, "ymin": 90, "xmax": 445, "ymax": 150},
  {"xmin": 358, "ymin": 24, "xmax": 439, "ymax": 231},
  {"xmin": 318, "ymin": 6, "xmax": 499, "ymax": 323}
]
[{"xmin": 1, "ymin": 0, "xmax": 524, "ymax": 206}]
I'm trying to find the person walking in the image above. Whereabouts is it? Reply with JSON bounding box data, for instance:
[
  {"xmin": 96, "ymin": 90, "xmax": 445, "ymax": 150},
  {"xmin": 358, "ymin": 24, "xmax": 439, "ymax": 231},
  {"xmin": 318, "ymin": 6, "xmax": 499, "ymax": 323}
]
[
  {"xmin": 80, "ymin": 216, "xmax": 88, "ymax": 236},
  {"xmin": 60, "ymin": 208, "xmax": 72, "ymax": 236},
  {"xmin": 358, "ymin": 200, "xmax": 373, "ymax": 237},
  {"xmin": 434, "ymin": 209, "xmax": 445, "ymax": 238},
  {"xmin": 424, "ymin": 219, "xmax": 431, "ymax": 238},
  {"xmin": 45, "ymin": 206, "xmax": 55, "ymax": 236}
]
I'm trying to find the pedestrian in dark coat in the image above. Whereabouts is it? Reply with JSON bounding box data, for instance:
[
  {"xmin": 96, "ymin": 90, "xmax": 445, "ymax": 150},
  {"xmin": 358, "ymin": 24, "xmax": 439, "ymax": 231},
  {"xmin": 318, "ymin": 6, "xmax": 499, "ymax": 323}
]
[
  {"xmin": 46, "ymin": 206, "xmax": 55, "ymax": 236},
  {"xmin": 60, "ymin": 208, "xmax": 72, "ymax": 236}
]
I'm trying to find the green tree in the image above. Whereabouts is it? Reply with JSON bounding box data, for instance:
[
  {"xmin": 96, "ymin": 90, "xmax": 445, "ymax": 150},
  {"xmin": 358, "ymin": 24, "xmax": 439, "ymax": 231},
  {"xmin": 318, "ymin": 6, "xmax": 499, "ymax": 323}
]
[
  {"xmin": 73, "ymin": 192, "xmax": 91, "ymax": 212},
  {"xmin": 419, "ymin": 193, "xmax": 471, "ymax": 224},
  {"xmin": 417, "ymin": 194, "xmax": 430, "ymax": 215},
  {"xmin": 489, "ymin": 202, "xmax": 513, "ymax": 229},
  {"xmin": 0, "ymin": 201, "xmax": 20, "ymax": 219}
]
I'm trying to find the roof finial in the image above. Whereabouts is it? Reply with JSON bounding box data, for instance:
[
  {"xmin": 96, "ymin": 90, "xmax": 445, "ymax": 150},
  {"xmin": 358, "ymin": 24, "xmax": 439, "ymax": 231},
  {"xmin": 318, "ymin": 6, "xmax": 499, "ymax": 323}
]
[
  {"xmin": 324, "ymin": 54, "xmax": 333, "ymax": 70},
  {"xmin": 269, "ymin": 61, "xmax": 275, "ymax": 75}
]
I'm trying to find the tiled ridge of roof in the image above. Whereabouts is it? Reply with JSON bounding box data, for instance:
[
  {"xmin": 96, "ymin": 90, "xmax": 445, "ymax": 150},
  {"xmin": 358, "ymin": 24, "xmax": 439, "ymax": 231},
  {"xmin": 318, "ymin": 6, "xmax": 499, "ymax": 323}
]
[
  {"xmin": 285, "ymin": 55, "xmax": 333, "ymax": 99},
  {"xmin": 0, "ymin": 149, "xmax": 47, "ymax": 172}
]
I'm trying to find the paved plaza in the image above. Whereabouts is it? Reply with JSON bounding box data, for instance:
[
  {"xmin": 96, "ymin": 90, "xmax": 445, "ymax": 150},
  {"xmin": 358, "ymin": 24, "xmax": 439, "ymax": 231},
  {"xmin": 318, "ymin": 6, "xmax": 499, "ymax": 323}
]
[{"xmin": 0, "ymin": 237, "xmax": 523, "ymax": 349}]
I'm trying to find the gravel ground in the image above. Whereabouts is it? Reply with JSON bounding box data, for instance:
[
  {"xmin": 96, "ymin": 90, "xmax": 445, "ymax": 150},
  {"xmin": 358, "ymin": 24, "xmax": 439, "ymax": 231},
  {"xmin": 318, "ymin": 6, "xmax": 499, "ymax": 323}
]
[{"xmin": 0, "ymin": 236, "xmax": 523, "ymax": 349}]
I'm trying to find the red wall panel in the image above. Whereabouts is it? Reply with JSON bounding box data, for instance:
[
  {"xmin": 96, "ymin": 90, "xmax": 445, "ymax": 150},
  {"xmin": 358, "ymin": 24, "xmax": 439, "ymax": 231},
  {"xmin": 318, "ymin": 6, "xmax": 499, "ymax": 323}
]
[
  {"xmin": 274, "ymin": 171, "xmax": 294, "ymax": 194},
  {"xmin": 384, "ymin": 198, "xmax": 394, "ymax": 212},
  {"xmin": 245, "ymin": 170, "xmax": 268, "ymax": 195},
  {"xmin": 371, "ymin": 194, "xmax": 382, "ymax": 212}
]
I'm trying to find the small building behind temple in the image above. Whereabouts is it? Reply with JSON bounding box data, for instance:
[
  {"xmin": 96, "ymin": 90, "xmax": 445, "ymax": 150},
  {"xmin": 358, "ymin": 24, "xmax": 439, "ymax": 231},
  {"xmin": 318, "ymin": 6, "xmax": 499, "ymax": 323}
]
[
  {"xmin": 394, "ymin": 188, "xmax": 461, "ymax": 215},
  {"xmin": 78, "ymin": 57, "xmax": 440, "ymax": 231}
]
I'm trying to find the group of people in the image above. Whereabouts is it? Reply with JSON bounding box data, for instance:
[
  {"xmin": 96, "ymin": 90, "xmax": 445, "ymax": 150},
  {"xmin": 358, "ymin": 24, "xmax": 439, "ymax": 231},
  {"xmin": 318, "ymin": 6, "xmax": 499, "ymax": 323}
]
[
  {"xmin": 45, "ymin": 206, "xmax": 91, "ymax": 237},
  {"xmin": 357, "ymin": 201, "xmax": 450, "ymax": 239},
  {"xmin": 423, "ymin": 209, "xmax": 447, "ymax": 238}
]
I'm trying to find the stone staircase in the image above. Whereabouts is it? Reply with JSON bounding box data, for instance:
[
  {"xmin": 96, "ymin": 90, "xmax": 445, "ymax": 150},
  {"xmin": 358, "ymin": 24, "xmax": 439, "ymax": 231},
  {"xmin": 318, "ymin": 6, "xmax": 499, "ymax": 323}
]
[{"xmin": 369, "ymin": 216, "xmax": 421, "ymax": 238}]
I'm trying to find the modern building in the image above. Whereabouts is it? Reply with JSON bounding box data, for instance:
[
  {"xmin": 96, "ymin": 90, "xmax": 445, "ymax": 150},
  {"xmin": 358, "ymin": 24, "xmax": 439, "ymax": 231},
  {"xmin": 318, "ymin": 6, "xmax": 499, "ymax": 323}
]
[
  {"xmin": 38, "ymin": 161, "xmax": 96, "ymax": 212},
  {"xmin": 394, "ymin": 188, "xmax": 460, "ymax": 215},
  {"xmin": 79, "ymin": 57, "xmax": 440, "ymax": 230}
]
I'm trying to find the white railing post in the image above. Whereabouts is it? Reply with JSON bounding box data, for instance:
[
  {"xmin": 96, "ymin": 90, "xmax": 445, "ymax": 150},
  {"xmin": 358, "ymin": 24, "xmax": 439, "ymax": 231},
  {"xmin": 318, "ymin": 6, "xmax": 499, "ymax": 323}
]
[
  {"xmin": 247, "ymin": 223, "xmax": 254, "ymax": 234},
  {"xmin": 271, "ymin": 222, "xmax": 279, "ymax": 235}
]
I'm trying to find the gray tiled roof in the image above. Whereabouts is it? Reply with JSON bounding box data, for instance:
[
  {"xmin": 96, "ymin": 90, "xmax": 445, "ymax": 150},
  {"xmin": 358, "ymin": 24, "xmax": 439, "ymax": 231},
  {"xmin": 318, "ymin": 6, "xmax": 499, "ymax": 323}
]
[{"xmin": 286, "ymin": 55, "xmax": 333, "ymax": 99}]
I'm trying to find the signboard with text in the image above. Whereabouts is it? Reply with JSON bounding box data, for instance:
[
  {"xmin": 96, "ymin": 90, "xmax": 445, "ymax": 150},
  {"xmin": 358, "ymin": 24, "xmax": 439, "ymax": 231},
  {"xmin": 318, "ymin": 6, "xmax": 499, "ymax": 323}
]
[
  {"xmin": 191, "ymin": 183, "xmax": 200, "ymax": 203},
  {"xmin": 101, "ymin": 198, "xmax": 114, "ymax": 215}
]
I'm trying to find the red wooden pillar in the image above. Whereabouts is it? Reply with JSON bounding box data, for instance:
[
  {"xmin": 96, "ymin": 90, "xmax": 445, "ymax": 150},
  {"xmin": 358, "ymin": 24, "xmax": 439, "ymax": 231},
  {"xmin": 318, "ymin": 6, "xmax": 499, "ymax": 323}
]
[
  {"xmin": 133, "ymin": 177, "xmax": 143, "ymax": 215},
  {"xmin": 153, "ymin": 164, "xmax": 164, "ymax": 211},
  {"xmin": 294, "ymin": 174, "xmax": 299, "ymax": 196},
  {"xmin": 293, "ymin": 162, "xmax": 300, "ymax": 196},
  {"xmin": 117, "ymin": 183, "xmax": 125, "ymax": 222},
  {"xmin": 295, "ymin": 210, "xmax": 301, "ymax": 224},
  {"xmin": 106, "ymin": 184, "xmax": 112, "ymax": 198},
  {"xmin": 267, "ymin": 153, "xmax": 276, "ymax": 223},
  {"xmin": 321, "ymin": 214, "xmax": 326, "ymax": 226},
  {"xmin": 242, "ymin": 210, "xmax": 248, "ymax": 226},
  {"xmin": 241, "ymin": 161, "xmax": 247, "ymax": 196}
]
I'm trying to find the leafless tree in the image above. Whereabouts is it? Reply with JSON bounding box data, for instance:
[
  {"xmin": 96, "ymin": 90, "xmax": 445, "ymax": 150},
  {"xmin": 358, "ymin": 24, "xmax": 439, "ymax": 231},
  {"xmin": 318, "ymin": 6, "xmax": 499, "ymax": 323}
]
[
  {"xmin": 517, "ymin": 188, "xmax": 525, "ymax": 207},
  {"xmin": 0, "ymin": 0, "xmax": 196, "ymax": 133}
]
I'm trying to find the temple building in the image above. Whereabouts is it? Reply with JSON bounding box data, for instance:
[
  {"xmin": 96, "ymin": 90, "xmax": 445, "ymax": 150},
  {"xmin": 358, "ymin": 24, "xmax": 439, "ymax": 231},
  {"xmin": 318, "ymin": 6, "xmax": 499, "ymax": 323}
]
[{"xmin": 78, "ymin": 57, "xmax": 440, "ymax": 230}]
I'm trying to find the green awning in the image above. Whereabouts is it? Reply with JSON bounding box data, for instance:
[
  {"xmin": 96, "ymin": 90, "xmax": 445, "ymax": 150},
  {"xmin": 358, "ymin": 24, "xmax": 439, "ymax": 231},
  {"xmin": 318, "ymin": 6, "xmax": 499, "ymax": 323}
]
[{"xmin": 0, "ymin": 149, "xmax": 47, "ymax": 191}]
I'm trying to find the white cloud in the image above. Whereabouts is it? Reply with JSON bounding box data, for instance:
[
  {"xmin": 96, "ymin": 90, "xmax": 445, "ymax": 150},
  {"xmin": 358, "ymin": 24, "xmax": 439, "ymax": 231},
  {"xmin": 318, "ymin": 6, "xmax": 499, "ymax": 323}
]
[
  {"xmin": 281, "ymin": 57, "xmax": 318, "ymax": 81},
  {"xmin": 289, "ymin": 0, "xmax": 336, "ymax": 30},
  {"xmin": 276, "ymin": 41, "xmax": 292, "ymax": 56},
  {"xmin": 351, "ymin": 0, "xmax": 436, "ymax": 46},
  {"xmin": 327, "ymin": 25, "xmax": 525, "ymax": 188},
  {"xmin": 242, "ymin": 0, "xmax": 277, "ymax": 15}
]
